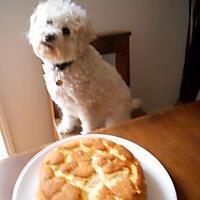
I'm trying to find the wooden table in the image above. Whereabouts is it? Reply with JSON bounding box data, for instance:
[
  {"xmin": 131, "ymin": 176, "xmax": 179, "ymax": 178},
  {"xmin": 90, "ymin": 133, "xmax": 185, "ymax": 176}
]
[
  {"xmin": 1, "ymin": 101, "xmax": 200, "ymax": 200},
  {"xmin": 98, "ymin": 101, "xmax": 200, "ymax": 200}
]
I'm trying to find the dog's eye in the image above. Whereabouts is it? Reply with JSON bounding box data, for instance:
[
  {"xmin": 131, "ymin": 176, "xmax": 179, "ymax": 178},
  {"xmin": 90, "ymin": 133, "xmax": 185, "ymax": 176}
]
[
  {"xmin": 62, "ymin": 27, "xmax": 70, "ymax": 36},
  {"xmin": 47, "ymin": 20, "xmax": 53, "ymax": 25}
]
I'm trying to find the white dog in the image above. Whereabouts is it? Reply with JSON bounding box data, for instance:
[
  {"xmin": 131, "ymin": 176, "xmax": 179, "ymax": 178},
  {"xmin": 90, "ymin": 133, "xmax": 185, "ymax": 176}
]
[{"xmin": 28, "ymin": 0, "xmax": 140, "ymax": 137}]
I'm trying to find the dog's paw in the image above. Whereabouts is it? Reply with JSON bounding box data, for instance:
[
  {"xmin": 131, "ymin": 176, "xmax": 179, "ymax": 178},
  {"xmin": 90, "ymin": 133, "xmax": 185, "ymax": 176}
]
[
  {"xmin": 57, "ymin": 123, "xmax": 74, "ymax": 138},
  {"xmin": 80, "ymin": 130, "xmax": 90, "ymax": 135}
]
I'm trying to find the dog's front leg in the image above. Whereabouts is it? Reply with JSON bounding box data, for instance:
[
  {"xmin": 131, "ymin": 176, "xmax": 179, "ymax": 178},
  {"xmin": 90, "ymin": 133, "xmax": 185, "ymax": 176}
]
[
  {"xmin": 80, "ymin": 120, "xmax": 97, "ymax": 135},
  {"xmin": 57, "ymin": 111, "xmax": 79, "ymax": 138},
  {"xmin": 79, "ymin": 113, "xmax": 104, "ymax": 135}
]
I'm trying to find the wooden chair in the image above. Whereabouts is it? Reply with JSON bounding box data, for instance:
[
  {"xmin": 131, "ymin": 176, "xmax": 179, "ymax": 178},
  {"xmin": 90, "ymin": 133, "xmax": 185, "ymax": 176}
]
[{"xmin": 48, "ymin": 31, "xmax": 144, "ymax": 140}]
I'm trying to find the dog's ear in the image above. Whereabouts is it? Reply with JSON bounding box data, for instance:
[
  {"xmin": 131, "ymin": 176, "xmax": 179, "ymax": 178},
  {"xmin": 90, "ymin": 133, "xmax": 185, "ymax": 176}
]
[
  {"xmin": 68, "ymin": 2, "xmax": 96, "ymax": 43},
  {"xmin": 27, "ymin": 11, "xmax": 37, "ymax": 43},
  {"xmin": 78, "ymin": 18, "xmax": 96, "ymax": 44},
  {"xmin": 30, "ymin": 12, "xmax": 38, "ymax": 25},
  {"xmin": 72, "ymin": 16, "xmax": 96, "ymax": 54},
  {"xmin": 68, "ymin": 3, "xmax": 96, "ymax": 54}
]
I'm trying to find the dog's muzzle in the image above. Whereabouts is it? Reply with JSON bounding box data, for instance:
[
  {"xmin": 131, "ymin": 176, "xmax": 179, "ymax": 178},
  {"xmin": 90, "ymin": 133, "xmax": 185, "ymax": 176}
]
[
  {"xmin": 45, "ymin": 34, "xmax": 56, "ymax": 42},
  {"xmin": 41, "ymin": 41, "xmax": 53, "ymax": 49}
]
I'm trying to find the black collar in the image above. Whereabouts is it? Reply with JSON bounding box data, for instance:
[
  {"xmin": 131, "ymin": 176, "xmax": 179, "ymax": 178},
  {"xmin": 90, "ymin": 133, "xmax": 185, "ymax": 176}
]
[{"xmin": 54, "ymin": 61, "xmax": 73, "ymax": 71}]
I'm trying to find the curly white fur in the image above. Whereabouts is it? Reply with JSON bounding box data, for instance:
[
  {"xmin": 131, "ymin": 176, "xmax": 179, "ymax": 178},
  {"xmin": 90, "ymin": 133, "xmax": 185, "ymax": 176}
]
[{"xmin": 28, "ymin": 0, "xmax": 138, "ymax": 137}]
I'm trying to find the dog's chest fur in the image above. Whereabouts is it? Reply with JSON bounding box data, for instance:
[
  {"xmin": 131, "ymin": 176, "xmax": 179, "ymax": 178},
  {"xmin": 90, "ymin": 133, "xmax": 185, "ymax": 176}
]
[{"xmin": 42, "ymin": 61, "xmax": 100, "ymax": 111}]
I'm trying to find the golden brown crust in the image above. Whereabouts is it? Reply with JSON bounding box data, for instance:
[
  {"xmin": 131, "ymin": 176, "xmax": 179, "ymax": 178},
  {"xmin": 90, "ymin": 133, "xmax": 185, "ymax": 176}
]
[
  {"xmin": 71, "ymin": 161, "xmax": 95, "ymax": 178},
  {"xmin": 44, "ymin": 151, "xmax": 64, "ymax": 165},
  {"xmin": 103, "ymin": 140, "xmax": 115, "ymax": 147},
  {"xmin": 81, "ymin": 139, "xmax": 94, "ymax": 147},
  {"xmin": 40, "ymin": 183, "xmax": 82, "ymax": 200},
  {"xmin": 51, "ymin": 183, "xmax": 82, "ymax": 200},
  {"xmin": 37, "ymin": 138, "xmax": 146, "ymax": 200},
  {"xmin": 61, "ymin": 141, "xmax": 79, "ymax": 150},
  {"xmin": 40, "ymin": 177, "xmax": 65, "ymax": 198},
  {"xmin": 115, "ymin": 144, "xmax": 134, "ymax": 161},
  {"xmin": 135, "ymin": 161, "xmax": 145, "ymax": 189},
  {"xmin": 81, "ymin": 138, "xmax": 107, "ymax": 150},
  {"xmin": 71, "ymin": 150, "xmax": 91, "ymax": 162},
  {"xmin": 95, "ymin": 153, "xmax": 127, "ymax": 174},
  {"xmin": 97, "ymin": 186, "xmax": 115, "ymax": 200},
  {"xmin": 40, "ymin": 165, "xmax": 54, "ymax": 181},
  {"xmin": 60, "ymin": 161, "xmax": 78, "ymax": 173},
  {"xmin": 111, "ymin": 177, "xmax": 137, "ymax": 200}
]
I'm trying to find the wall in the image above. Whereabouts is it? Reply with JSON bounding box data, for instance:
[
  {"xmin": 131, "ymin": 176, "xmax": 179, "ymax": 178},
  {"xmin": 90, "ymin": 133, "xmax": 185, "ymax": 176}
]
[
  {"xmin": 75, "ymin": 0, "xmax": 188, "ymax": 112},
  {"xmin": 0, "ymin": 0, "xmax": 54, "ymax": 152},
  {"xmin": 0, "ymin": 0, "xmax": 188, "ymax": 152}
]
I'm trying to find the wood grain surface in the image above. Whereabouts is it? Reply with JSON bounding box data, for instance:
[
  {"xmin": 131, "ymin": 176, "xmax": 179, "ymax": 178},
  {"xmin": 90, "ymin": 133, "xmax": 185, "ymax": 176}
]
[
  {"xmin": 1, "ymin": 101, "xmax": 200, "ymax": 200},
  {"xmin": 97, "ymin": 101, "xmax": 200, "ymax": 200}
]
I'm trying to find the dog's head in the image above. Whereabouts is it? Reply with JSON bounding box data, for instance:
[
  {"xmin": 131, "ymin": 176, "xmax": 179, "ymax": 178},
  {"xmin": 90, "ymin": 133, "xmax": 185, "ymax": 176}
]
[{"xmin": 28, "ymin": 0, "xmax": 96, "ymax": 64}]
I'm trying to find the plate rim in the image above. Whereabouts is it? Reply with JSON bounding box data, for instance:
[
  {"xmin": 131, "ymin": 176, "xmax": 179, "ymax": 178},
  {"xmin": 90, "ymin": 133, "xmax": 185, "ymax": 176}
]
[{"xmin": 12, "ymin": 133, "xmax": 177, "ymax": 200}]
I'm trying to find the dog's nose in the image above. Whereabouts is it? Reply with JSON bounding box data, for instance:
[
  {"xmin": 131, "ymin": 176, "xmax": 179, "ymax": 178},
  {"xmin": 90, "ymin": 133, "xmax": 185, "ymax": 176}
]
[{"xmin": 45, "ymin": 34, "xmax": 55, "ymax": 42}]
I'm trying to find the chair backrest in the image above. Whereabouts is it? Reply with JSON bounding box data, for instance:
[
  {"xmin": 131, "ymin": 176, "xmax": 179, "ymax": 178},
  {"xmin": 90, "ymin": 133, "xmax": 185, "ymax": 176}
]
[
  {"xmin": 91, "ymin": 32, "xmax": 131, "ymax": 86},
  {"xmin": 49, "ymin": 31, "xmax": 131, "ymax": 140}
]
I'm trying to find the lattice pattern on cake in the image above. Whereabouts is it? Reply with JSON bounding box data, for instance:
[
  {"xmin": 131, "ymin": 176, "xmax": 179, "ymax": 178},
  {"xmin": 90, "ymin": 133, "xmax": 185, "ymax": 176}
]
[{"xmin": 37, "ymin": 138, "xmax": 146, "ymax": 200}]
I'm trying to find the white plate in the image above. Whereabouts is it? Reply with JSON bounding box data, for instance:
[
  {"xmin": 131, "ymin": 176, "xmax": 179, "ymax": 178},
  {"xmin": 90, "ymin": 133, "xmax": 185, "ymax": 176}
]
[{"xmin": 13, "ymin": 134, "xmax": 177, "ymax": 200}]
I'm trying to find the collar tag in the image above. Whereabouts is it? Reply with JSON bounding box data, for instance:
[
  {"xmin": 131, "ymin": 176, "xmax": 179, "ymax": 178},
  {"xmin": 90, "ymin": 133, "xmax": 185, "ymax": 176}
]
[{"xmin": 56, "ymin": 79, "xmax": 63, "ymax": 86}]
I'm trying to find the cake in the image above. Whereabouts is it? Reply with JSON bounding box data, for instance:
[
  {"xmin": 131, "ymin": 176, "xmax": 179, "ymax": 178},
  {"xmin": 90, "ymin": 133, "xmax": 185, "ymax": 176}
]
[{"xmin": 37, "ymin": 138, "xmax": 147, "ymax": 200}]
